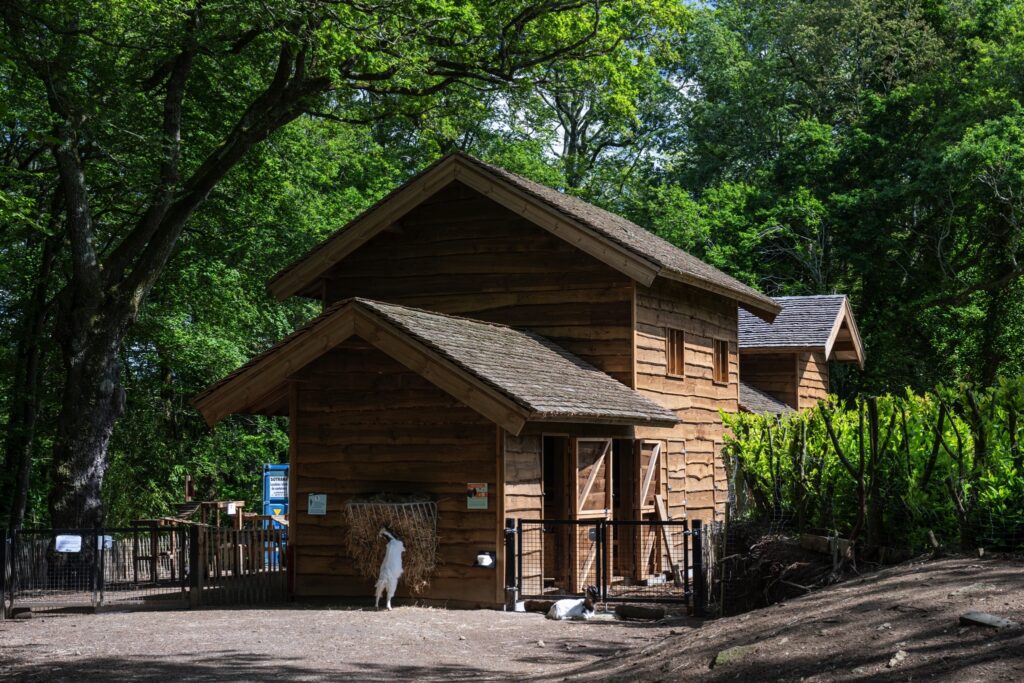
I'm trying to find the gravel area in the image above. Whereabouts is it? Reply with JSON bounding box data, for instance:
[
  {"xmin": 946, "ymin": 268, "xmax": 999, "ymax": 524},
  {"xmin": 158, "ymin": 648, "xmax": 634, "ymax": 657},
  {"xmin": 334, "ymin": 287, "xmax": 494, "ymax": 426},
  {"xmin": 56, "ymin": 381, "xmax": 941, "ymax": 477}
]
[{"xmin": 0, "ymin": 605, "xmax": 676, "ymax": 681}]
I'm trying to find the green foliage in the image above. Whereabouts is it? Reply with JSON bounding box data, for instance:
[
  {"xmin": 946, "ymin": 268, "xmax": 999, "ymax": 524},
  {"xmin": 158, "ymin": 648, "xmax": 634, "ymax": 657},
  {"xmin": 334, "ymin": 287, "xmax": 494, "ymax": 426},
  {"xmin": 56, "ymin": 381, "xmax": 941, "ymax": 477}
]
[
  {"xmin": 723, "ymin": 378, "xmax": 1024, "ymax": 552},
  {"xmin": 3, "ymin": 0, "xmax": 1024, "ymax": 525}
]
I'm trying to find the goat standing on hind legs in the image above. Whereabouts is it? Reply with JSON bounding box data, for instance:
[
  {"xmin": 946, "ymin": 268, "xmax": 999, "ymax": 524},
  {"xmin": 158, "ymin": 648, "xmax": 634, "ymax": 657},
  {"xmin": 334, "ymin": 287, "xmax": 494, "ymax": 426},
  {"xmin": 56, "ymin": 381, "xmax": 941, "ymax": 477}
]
[{"xmin": 375, "ymin": 528, "xmax": 405, "ymax": 610}]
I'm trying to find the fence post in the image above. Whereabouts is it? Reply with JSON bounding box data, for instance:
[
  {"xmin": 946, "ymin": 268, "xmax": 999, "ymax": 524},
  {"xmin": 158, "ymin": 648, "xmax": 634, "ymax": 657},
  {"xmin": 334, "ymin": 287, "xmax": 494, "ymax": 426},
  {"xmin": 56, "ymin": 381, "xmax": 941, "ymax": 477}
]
[
  {"xmin": 189, "ymin": 525, "xmax": 202, "ymax": 608},
  {"xmin": 602, "ymin": 522, "xmax": 610, "ymax": 603},
  {"xmin": 692, "ymin": 518, "xmax": 706, "ymax": 617},
  {"xmin": 96, "ymin": 530, "xmax": 106, "ymax": 608},
  {"xmin": 1, "ymin": 533, "xmax": 7, "ymax": 620},
  {"xmin": 516, "ymin": 519, "xmax": 524, "ymax": 598},
  {"xmin": 683, "ymin": 519, "xmax": 690, "ymax": 596},
  {"xmin": 504, "ymin": 518, "xmax": 516, "ymax": 609}
]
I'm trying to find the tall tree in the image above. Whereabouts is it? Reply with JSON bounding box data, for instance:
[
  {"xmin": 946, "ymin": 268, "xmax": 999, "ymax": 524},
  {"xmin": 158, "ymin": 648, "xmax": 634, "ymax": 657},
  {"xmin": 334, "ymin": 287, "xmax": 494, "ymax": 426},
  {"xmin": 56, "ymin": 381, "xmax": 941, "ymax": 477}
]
[{"xmin": 0, "ymin": 0, "xmax": 606, "ymax": 528}]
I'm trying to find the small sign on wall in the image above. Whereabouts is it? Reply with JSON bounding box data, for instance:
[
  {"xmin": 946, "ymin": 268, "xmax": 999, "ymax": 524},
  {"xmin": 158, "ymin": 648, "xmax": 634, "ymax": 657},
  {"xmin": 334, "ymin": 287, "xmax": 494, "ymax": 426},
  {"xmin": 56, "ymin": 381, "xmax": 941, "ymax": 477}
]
[
  {"xmin": 308, "ymin": 493, "xmax": 327, "ymax": 515},
  {"xmin": 467, "ymin": 483, "xmax": 488, "ymax": 510}
]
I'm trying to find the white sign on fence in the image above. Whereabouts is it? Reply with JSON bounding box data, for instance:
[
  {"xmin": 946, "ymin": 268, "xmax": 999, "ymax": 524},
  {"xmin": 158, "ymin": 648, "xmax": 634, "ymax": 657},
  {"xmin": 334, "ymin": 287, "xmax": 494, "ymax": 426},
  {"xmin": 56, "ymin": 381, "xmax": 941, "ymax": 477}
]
[{"xmin": 55, "ymin": 535, "xmax": 82, "ymax": 553}]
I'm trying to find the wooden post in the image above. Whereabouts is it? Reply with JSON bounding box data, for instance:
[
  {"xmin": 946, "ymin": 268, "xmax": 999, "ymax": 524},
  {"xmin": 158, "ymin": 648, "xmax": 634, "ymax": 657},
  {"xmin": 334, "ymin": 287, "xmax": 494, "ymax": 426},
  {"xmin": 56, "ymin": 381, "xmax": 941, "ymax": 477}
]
[
  {"xmin": 189, "ymin": 525, "xmax": 202, "ymax": 608},
  {"xmin": 692, "ymin": 519, "xmax": 705, "ymax": 617},
  {"xmin": 149, "ymin": 525, "xmax": 159, "ymax": 583}
]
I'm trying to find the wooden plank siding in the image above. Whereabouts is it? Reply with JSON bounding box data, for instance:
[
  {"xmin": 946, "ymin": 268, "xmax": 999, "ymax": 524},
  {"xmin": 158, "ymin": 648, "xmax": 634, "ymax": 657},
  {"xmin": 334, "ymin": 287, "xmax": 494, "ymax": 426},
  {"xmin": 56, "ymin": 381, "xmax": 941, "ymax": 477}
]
[
  {"xmin": 321, "ymin": 182, "xmax": 635, "ymax": 386},
  {"xmin": 796, "ymin": 351, "xmax": 829, "ymax": 410},
  {"xmin": 633, "ymin": 278, "xmax": 739, "ymax": 523},
  {"xmin": 739, "ymin": 351, "xmax": 829, "ymax": 411},
  {"xmin": 290, "ymin": 339, "xmax": 502, "ymax": 607},
  {"xmin": 739, "ymin": 353, "xmax": 799, "ymax": 409}
]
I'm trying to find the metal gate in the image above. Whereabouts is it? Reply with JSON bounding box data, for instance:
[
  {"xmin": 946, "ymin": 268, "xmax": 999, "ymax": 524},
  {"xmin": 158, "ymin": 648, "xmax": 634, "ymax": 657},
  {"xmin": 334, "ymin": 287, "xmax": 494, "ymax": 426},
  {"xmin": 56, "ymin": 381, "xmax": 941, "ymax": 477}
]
[{"xmin": 507, "ymin": 517, "xmax": 706, "ymax": 613}]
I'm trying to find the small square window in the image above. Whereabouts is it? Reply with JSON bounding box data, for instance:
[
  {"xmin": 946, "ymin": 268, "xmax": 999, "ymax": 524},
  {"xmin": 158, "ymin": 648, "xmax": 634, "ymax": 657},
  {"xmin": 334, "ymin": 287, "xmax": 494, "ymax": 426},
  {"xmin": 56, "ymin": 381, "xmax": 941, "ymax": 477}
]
[
  {"xmin": 666, "ymin": 328, "xmax": 685, "ymax": 377},
  {"xmin": 713, "ymin": 339, "xmax": 730, "ymax": 384}
]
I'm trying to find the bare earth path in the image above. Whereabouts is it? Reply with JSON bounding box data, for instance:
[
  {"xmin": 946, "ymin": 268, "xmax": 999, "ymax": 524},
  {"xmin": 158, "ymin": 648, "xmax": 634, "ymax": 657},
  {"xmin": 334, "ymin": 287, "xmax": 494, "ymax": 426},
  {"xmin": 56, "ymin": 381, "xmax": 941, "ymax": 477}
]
[
  {"xmin": 1, "ymin": 557, "xmax": 1021, "ymax": 681},
  {"xmin": 0, "ymin": 604, "xmax": 672, "ymax": 681}
]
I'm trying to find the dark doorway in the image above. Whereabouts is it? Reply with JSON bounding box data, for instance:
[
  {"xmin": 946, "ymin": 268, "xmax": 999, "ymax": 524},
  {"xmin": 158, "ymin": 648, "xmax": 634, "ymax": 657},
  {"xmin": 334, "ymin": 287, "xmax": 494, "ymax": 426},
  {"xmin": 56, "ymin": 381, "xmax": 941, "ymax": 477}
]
[{"xmin": 542, "ymin": 436, "xmax": 568, "ymax": 587}]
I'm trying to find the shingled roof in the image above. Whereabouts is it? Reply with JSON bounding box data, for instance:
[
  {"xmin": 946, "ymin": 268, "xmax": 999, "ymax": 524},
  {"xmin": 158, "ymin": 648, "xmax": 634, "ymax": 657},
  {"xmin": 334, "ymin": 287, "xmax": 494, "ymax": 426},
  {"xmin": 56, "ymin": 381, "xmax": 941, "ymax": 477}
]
[
  {"xmin": 267, "ymin": 153, "xmax": 780, "ymax": 319},
  {"xmin": 738, "ymin": 295, "xmax": 865, "ymax": 366},
  {"xmin": 194, "ymin": 298, "xmax": 679, "ymax": 432},
  {"xmin": 739, "ymin": 381, "xmax": 795, "ymax": 415}
]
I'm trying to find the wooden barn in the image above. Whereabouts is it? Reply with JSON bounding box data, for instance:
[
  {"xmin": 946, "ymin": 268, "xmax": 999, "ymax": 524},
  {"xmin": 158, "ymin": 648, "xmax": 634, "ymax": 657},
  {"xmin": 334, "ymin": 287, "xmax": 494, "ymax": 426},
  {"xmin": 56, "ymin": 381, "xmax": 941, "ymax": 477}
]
[
  {"xmin": 193, "ymin": 153, "xmax": 865, "ymax": 607},
  {"xmin": 738, "ymin": 295, "xmax": 864, "ymax": 415}
]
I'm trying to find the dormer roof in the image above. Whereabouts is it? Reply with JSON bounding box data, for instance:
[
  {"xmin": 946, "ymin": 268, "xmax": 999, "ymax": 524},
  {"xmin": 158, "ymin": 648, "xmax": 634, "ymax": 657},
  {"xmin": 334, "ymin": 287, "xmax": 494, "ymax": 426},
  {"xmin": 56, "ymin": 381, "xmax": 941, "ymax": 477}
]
[{"xmin": 738, "ymin": 295, "xmax": 865, "ymax": 367}]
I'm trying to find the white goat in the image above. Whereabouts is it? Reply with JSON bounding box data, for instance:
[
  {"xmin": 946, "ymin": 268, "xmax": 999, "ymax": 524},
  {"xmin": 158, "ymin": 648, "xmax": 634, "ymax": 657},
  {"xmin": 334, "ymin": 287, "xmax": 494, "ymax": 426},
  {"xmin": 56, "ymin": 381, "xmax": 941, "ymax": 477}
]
[
  {"xmin": 546, "ymin": 585, "xmax": 600, "ymax": 621},
  {"xmin": 374, "ymin": 528, "xmax": 405, "ymax": 610}
]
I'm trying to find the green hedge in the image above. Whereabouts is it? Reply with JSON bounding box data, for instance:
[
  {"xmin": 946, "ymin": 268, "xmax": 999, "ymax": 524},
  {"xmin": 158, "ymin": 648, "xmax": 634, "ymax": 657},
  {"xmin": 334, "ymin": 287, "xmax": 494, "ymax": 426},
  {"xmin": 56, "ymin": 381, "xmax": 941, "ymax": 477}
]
[{"xmin": 722, "ymin": 378, "xmax": 1024, "ymax": 552}]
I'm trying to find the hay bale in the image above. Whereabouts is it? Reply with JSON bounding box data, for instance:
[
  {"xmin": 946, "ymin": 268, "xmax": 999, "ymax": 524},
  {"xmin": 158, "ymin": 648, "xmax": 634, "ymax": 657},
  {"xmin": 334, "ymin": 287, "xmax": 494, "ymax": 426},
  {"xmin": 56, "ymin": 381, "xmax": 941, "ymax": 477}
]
[{"xmin": 344, "ymin": 495, "xmax": 439, "ymax": 593}]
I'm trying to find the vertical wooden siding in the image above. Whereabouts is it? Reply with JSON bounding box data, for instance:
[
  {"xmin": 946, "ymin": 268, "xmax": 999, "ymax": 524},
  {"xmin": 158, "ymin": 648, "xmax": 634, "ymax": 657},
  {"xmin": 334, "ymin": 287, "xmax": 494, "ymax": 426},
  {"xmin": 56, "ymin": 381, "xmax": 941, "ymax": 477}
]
[
  {"xmin": 633, "ymin": 278, "xmax": 739, "ymax": 523},
  {"xmin": 321, "ymin": 182, "xmax": 635, "ymax": 386},
  {"xmin": 290, "ymin": 339, "xmax": 501, "ymax": 606}
]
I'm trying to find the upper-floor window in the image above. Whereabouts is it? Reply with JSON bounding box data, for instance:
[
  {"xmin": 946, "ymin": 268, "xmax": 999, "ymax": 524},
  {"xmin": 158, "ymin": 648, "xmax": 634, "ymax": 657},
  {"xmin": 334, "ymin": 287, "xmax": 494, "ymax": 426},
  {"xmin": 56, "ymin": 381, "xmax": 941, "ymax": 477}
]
[
  {"xmin": 713, "ymin": 338, "xmax": 730, "ymax": 384},
  {"xmin": 666, "ymin": 328, "xmax": 685, "ymax": 377}
]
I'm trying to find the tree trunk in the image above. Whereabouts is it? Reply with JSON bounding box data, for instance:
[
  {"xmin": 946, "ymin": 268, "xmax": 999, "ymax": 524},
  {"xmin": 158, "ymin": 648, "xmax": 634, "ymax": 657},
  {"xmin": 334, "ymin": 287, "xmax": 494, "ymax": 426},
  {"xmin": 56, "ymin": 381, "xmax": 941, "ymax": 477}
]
[
  {"xmin": 978, "ymin": 287, "xmax": 1008, "ymax": 386},
  {"xmin": 3, "ymin": 233, "xmax": 60, "ymax": 531},
  {"xmin": 48, "ymin": 311, "xmax": 126, "ymax": 529},
  {"xmin": 865, "ymin": 397, "xmax": 885, "ymax": 548}
]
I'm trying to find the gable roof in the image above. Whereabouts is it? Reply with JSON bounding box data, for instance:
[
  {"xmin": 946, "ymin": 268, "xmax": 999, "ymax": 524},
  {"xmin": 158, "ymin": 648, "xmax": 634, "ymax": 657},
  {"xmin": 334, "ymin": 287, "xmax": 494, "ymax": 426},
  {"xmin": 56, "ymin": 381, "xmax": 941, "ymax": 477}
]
[
  {"xmin": 193, "ymin": 298, "xmax": 679, "ymax": 434},
  {"xmin": 738, "ymin": 295, "xmax": 865, "ymax": 367},
  {"xmin": 267, "ymin": 153, "xmax": 780, "ymax": 320},
  {"xmin": 739, "ymin": 381, "xmax": 795, "ymax": 415}
]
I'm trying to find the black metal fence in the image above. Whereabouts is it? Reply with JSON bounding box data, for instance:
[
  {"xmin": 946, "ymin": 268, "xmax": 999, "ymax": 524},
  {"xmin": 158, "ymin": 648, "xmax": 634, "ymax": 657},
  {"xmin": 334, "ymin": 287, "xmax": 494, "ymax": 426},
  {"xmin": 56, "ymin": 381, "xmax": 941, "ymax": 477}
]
[
  {"xmin": 1, "ymin": 525, "xmax": 289, "ymax": 615},
  {"xmin": 508, "ymin": 517, "xmax": 706, "ymax": 613},
  {"xmin": 3, "ymin": 527, "xmax": 190, "ymax": 612}
]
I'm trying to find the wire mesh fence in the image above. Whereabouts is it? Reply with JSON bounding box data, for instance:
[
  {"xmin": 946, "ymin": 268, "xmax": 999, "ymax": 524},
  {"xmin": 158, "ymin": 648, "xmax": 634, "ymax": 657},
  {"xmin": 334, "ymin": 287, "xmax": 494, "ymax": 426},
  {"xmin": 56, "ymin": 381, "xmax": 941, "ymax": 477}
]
[
  {"xmin": 513, "ymin": 518, "xmax": 705, "ymax": 610},
  {"xmin": 2, "ymin": 525, "xmax": 289, "ymax": 614},
  {"xmin": 6, "ymin": 528, "xmax": 191, "ymax": 611}
]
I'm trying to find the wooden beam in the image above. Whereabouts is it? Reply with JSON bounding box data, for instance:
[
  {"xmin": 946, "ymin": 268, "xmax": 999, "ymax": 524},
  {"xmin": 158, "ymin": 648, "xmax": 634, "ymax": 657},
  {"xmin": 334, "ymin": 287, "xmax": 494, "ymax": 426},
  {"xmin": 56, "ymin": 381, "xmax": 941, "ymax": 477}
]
[
  {"xmin": 577, "ymin": 440, "xmax": 610, "ymax": 515},
  {"xmin": 639, "ymin": 442, "xmax": 662, "ymax": 506}
]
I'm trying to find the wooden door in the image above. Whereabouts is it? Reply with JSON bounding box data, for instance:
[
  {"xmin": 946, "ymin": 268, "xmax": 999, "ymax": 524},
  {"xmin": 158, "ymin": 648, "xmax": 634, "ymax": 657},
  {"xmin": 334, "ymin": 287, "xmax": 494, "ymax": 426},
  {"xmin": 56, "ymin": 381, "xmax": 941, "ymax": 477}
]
[{"xmin": 569, "ymin": 438, "xmax": 612, "ymax": 592}]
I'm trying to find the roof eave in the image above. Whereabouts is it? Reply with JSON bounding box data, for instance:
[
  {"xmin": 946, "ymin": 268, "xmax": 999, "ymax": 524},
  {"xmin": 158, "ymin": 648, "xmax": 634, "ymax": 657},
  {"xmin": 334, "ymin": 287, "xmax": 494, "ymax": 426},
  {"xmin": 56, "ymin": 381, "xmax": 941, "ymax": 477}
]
[
  {"xmin": 529, "ymin": 413, "xmax": 680, "ymax": 428},
  {"xmin": 738, "ymin": 345, "xmax": 826, "ymax": 355},
  {"xmin": 659, "ymin": 269, "xmax": 780, "ymax": 320}
]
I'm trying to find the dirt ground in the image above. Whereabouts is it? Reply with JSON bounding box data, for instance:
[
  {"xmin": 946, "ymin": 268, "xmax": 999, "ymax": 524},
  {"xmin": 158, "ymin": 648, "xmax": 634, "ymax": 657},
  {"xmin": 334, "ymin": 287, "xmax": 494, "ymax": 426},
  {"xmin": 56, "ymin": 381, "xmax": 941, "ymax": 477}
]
[
  {"xmin": 1, "ymin": 556, "xmax": 1021, "ymax": 682},
  {"xmin": 0, "ymin": 602, "xmax": 674, "ymax": 681},
  {"xmin": 578, "ymin": 556, "xmax": 1024, "ymax": 682}
]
